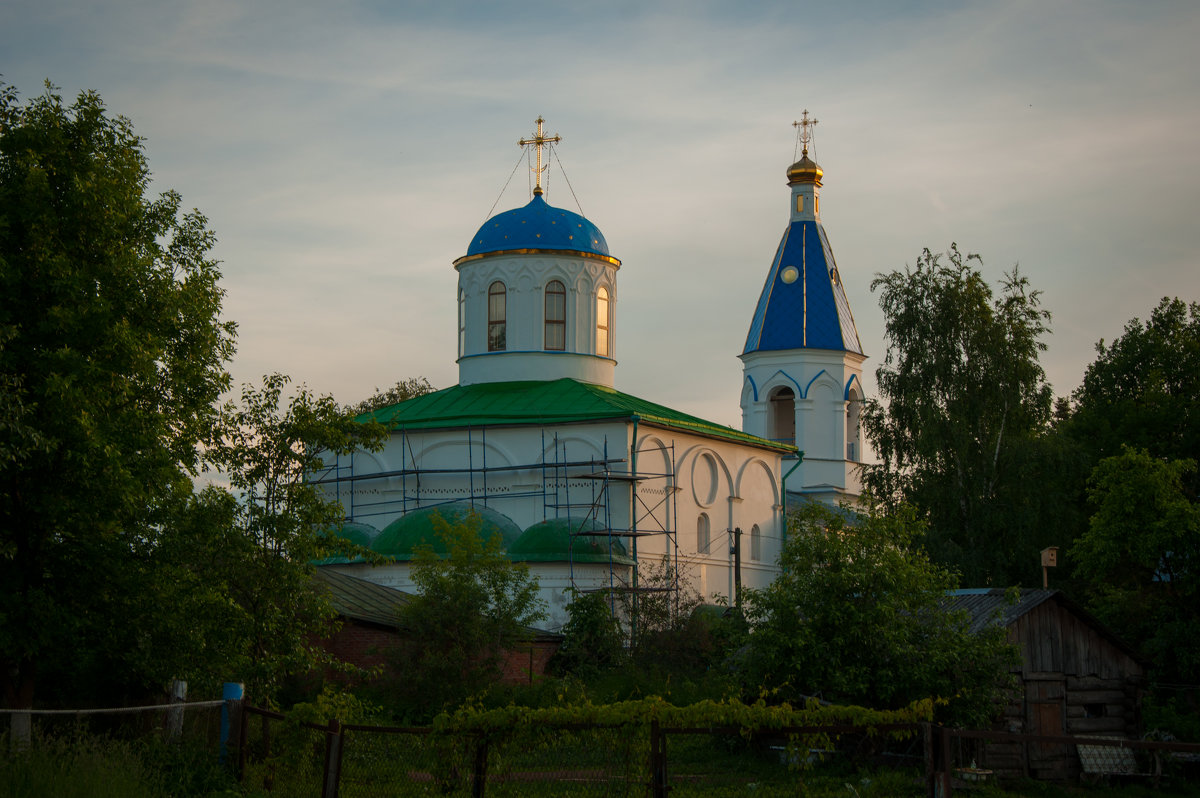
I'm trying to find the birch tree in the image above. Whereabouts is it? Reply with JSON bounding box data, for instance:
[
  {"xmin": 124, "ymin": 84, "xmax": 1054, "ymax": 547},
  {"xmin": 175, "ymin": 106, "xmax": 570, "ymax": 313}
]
[{"xmin": 861, "ymin": 245, "xmax": 1053, "ymax": 584}]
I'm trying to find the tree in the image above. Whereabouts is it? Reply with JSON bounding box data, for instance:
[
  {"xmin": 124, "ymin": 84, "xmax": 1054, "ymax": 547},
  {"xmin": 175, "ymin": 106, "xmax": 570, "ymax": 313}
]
[
  {"xmin": 745, "ymin": 502, "xmax": 1017, "ymax": 726},
  {"xmin": 1068, "ymin": 297, "xmax": 1200, "ymax": 476},
  {"xmin": 547, "ymin": 590, "xmax": 627, "ymax": 679},
  {"xmin": 861, "ymin": 245, "xmax": 1055, "ymax": 585},
  {"xmin": 386, "ymin": 511, "xmax": 545, "ymax": 720},
  {"xmin": 0, "ymin": 83, "xmax": 235, "ymax": 709},
  {"xmin": 1069, "ymin": 448, "xmax": 1200, "ymax": 686},
  {"xmin": 344, "ymin": 377, "xmax": 435, "ymax": 416},
  {"xmin": 203, "ymin": 374, "xmax": 387, "ymax": 698}
]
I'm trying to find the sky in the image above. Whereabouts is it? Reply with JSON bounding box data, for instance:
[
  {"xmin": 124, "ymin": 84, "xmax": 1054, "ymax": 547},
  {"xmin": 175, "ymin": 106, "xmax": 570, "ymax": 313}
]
[{"xmin": 4, "ymin": 0, "xmax": 1199, "ymax": 429}]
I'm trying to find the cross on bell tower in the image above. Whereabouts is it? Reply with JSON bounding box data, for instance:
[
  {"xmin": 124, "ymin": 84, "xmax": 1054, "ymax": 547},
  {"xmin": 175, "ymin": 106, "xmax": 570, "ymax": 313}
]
[
  {"xmin": 519, "ymin": 116, "xmax": 561, "ymax": 196},
  {"xmin": 792, "ymin": 109, "xmax": 818, "ymax": 159}
]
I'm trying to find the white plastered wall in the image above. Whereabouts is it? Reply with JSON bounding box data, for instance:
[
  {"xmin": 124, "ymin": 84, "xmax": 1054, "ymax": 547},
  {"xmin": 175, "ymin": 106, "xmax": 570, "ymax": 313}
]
[{"xmin": 318, "ymin": 418, "xmax": 784, "ymax": 628}]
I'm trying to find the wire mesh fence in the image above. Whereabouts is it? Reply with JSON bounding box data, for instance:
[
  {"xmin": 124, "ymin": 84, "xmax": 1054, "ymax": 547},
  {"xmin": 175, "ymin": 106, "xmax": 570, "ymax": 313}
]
[
  {"xmin": 657, "ymin": 724, "xmax": 925, "ymax": 797},
  {"xmin": 1, "ymin": 699, "xmax": 225, "ymax": 748},
  {"xmin": 235, "ymin": 705, "xmax": 1200, "ymax": 797},
  {"xmin": 474, "ymin": 723, "xmax": 646, "ymax": 797},
  {"xmin": 239, "ymin": 705, "xmax": 330, "ymax": 796},
  {"xmin": 338, "ymin": 726, "xmax": 473, "ymax": 797},
  {"xmin": 939, "ymin": 727, "xmax": 1200, "ymax": 795}
]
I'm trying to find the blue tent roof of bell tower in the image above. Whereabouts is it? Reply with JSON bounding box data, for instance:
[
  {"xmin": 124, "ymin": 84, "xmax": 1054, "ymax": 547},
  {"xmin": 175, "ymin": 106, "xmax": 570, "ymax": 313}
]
[{"xmin": 743, "ymin": 220, "xmax": 863, "ymax": 355}]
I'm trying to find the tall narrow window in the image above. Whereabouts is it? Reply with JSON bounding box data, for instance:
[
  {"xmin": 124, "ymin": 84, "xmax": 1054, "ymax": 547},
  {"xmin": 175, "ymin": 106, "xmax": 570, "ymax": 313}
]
[
  {"xmin": 769, "ymin": 387, "xmax": 796, "ymax": 444},
  {"xmin": 457, "ymin": 287, "xmax": 466, "ymax": 357},
  {"xmin": 750, "ymin": 524, "xmax": 762, "ymax": 562},
  {"xmin": 846, "ymin": 386, "xmax": 862, "ymax": 461},
  {"xmin": 697, "ymin": 513, "xmax": 710, "ymax": 555},
  {"xmin": 544, "ymin": 280, "xmax": 565, "ymax": 350},
  {"xmin": 488, "ymin": 281, "xmax": 506, "ymax": 351},
  {"xmin": 596, "ymin": 286, "xmax": 610, "ymax": 357}
]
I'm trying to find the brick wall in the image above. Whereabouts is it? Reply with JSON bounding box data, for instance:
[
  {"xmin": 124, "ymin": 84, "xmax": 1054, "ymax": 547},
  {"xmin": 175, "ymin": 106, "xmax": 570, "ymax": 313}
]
[{"xmin": 321, "ymin": 620, "xmax": 560, "ymax": 686}]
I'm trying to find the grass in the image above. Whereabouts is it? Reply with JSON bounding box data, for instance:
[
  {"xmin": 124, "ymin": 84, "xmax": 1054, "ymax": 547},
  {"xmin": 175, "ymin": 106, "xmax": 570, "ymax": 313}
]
[{"xmin": 1, "ymin": 732, "xmax": 238, "ymax": 798}]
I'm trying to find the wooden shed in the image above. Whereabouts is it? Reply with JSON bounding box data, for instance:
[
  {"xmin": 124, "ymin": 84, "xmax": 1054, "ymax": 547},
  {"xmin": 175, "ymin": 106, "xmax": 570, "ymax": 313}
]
[{"xmin": 945, "ymin": 588, "xmax": 1148, "ymax": 780}]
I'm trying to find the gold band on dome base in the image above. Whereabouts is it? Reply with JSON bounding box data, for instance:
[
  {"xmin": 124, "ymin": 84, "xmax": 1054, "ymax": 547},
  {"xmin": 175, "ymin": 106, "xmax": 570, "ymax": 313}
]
[{"xmin": 453, "ymin": 248, "xmax": 622, "ymax": 268}]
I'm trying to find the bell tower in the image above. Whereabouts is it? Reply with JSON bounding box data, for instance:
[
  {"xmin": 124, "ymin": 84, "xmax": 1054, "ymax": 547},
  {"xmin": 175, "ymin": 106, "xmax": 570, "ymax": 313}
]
[{"xmin": 739, "ymin": 113, "xmax": 866, "ymax": 504}]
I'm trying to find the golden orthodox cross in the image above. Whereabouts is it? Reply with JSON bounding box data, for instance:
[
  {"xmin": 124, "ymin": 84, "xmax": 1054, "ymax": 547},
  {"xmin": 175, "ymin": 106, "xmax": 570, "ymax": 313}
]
[
  {"xmin": 793, "ymin": 110, "xmax": 818, "ymax": 157},
  {"xmin": 519, "ymin": 116, "xmax": 561, "ymax": 196}
]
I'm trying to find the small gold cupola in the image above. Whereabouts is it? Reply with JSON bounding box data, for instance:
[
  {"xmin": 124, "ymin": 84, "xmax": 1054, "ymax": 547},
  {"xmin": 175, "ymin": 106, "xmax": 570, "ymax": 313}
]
[{"xmin": 786, "ymin": 110, "xmax": 823, "ymax": 186}]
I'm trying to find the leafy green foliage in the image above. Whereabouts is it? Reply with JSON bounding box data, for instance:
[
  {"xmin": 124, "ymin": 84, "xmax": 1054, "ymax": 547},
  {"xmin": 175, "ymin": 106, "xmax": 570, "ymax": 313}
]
[
  {"xmin": 1069, "ymin": 447, "xmax": 1200, "ymax": 685},
  {"xmin": 435, "ymin": 693, "xmax": 935, "ymax": 737},
  {"xmin": 0, "ymin": 82, "xmax": 235, "ymax": 707},
  {"xmin": 1068, "ymin": 297, "xmax": 1200, "ymax": 480},
  {"xmin": 385, "ymin": 511, "xmax": 546, "ymax": 720},
  {"xmin": 745, "ymin": 502, "xmax": 1017, "ymax": 726},
  {"xmin": 862, "ymin": 245, "xmax": 1055, "ymax": 584},
  {"xmin": 548, "ymin": 590, "xmax": 627, "ymax": 678},
  {"xmin": 343, "ymin": 376, "xmax": 434, "ymax": 416},
  {"xmin": 200, "ymin": 374, "xmax": 387, "ymax": 699}
]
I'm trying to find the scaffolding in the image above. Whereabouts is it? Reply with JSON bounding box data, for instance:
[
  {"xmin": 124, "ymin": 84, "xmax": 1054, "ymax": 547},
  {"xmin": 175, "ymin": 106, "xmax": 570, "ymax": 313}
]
[{"xmin": 309, "ymin": 425, "xmax": 681, "ymax": 622}]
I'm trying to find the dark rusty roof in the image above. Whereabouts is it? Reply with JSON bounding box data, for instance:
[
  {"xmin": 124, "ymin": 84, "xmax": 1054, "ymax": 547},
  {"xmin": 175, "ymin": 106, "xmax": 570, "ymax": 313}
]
[
  {"xmin": 313, "ymin": 567, "xmax": 562, "ymax": 641},
  {"xmin": 315, "ymin": 568, "xmax": 413, "ymax": 628},
  {"xmin": 944, "ymin": 588, "xmax": 1147, "ymax": 664},
  {"xmin": 943, "ymin": 588, "xmax": 1056, "ymax": 634}
]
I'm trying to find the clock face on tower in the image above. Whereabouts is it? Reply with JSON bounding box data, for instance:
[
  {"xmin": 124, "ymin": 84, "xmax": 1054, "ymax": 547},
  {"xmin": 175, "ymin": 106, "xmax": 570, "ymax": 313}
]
[{"xmin": 781, "ymin": 266, "xmax": 799, "ymax": 284}]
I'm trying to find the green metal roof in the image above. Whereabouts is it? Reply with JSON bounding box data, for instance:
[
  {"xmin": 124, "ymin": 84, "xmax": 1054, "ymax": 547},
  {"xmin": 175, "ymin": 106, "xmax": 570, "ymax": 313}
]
[
  {"xmin": 312, "ymin": 521, "xmax": 380, "ymax": 566},
  {"xmin": 371, "ymin": 502, "xmax": 522, "ymax": 560},
  {"xmin": 509, "ymin": 517, "xmax": 636, "ymax": 565},
  {"xmin": 360, "ymin": 378, "xmax": 793, "ymax": 453}
]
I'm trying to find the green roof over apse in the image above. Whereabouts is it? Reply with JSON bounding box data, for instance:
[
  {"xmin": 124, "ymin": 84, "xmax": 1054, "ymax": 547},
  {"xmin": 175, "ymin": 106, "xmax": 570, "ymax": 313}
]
[
  {"xmin": 312, "ymin": 521, "xmax": 379, "ymax": 566},
  {"xmin": 509, "ymin": 517, "xmax": 636, "ymax": 566},
  {"xmin": 371, "ymin": 502, "xmax": 522, "ymax": 561},
  {"xmin": 359, "ymin": 378, "xmax": 793, "ymax": 453}
]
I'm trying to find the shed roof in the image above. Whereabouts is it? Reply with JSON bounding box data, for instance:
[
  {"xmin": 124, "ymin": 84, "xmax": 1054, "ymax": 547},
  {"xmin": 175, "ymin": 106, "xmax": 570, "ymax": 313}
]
[
  {"xmin": 315, "ymin": 568, "xmax": 413, "ymax": 628},
  {"xmin": 945, "ymin": 588, "xmax": 1147, "ymax": 664},
  {"xmin": 359, "ymin": 378, "xmax": 793, "ymax": 453},
  {"xmin": 314, "ymin": 568, "xmax": 561, "ymax": 641}
]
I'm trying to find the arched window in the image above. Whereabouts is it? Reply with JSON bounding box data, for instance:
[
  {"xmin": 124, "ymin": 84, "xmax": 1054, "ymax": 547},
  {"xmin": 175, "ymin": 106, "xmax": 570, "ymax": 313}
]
[
  {"xmin": 487, "ymin": 281, "xmax": 506, "ymax": 352},
  {"xmin": 697, "ymin": 513, "xmax": 710, "ymax": 555},
  {"xmin": 769, "ymin": 386, "xmax": 795, "ymax": 444},
  {"xmin": 750, "ymin": 524, "xmax": 762, "ymax": 562},
  {"xmin": 544, "ymin": 280, "xmax": 565, "ymax": 351},
  {"xmin": 596, "ymin": 286, "xmax": 610, "ymax": 357},
  {"xmin": 846, "ymin": 385, "xmax": 862, "ymax": 461},
  {"xmin": 457, "ymin": 287, "xmax": 466, "ymax": 357}
]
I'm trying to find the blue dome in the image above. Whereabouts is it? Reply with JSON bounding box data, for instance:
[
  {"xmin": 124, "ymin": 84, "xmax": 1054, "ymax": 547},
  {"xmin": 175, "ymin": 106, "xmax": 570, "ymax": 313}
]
[{"xmin": 465, "ymin": 194, "xmax": 611, "ymax": 258}]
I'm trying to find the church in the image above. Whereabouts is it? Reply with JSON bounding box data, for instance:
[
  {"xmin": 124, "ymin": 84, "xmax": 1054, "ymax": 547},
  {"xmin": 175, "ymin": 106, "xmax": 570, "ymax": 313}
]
[{"xmin": 314, "ymin": 115, "xmax": 865, "ymax": 630}]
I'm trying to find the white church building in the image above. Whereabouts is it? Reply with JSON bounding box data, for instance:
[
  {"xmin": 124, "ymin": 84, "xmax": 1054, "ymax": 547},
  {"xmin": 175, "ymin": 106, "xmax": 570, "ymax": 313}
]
[{"xmin": 315, "ymin": 116, "xmax": 865, "ymax": 630}]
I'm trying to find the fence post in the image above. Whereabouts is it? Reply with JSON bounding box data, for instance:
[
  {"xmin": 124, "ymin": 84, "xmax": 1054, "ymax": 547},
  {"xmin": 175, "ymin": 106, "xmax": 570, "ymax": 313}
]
[
  {"xmin": 650, "ymin": 720, "xmax": 667, "ymax": 798},
  {"xmin": 472, "ymin": 736, "xmax": 489, "ymax": 798},
  {"xmin": 923, "ymin": 723, "xmax": 935, "ymax": 798},
  {"xmin": 220, "ymin": 682, "xmax": 244, "ymax": 767},
  {"xmin": 236, "ymin": 698, "xmax": 250, "ymax": 781},
  {"xmin": 322, "ymin": 718, "xmax": 343, "ymax": 798},
  {"xmin": 166, "ymin": 679, "xmax": 187, "ymax": 741},
  {"xmin": 939, "ymin": 725, "xmax": 953, "ymax": 798}
]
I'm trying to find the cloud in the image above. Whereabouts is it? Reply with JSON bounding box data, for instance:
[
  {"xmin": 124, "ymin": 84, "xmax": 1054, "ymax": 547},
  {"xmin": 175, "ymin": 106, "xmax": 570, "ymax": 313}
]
[{"xmin": 5, "ymin": 0, "xmax": 1200, "ymax": 424}]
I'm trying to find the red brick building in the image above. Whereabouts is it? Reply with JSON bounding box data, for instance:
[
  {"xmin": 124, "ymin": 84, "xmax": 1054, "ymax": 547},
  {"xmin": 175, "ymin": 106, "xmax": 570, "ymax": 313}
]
[{"xmin": 315, "ymin": 568, "xmax": 561, "ymax": 686}]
